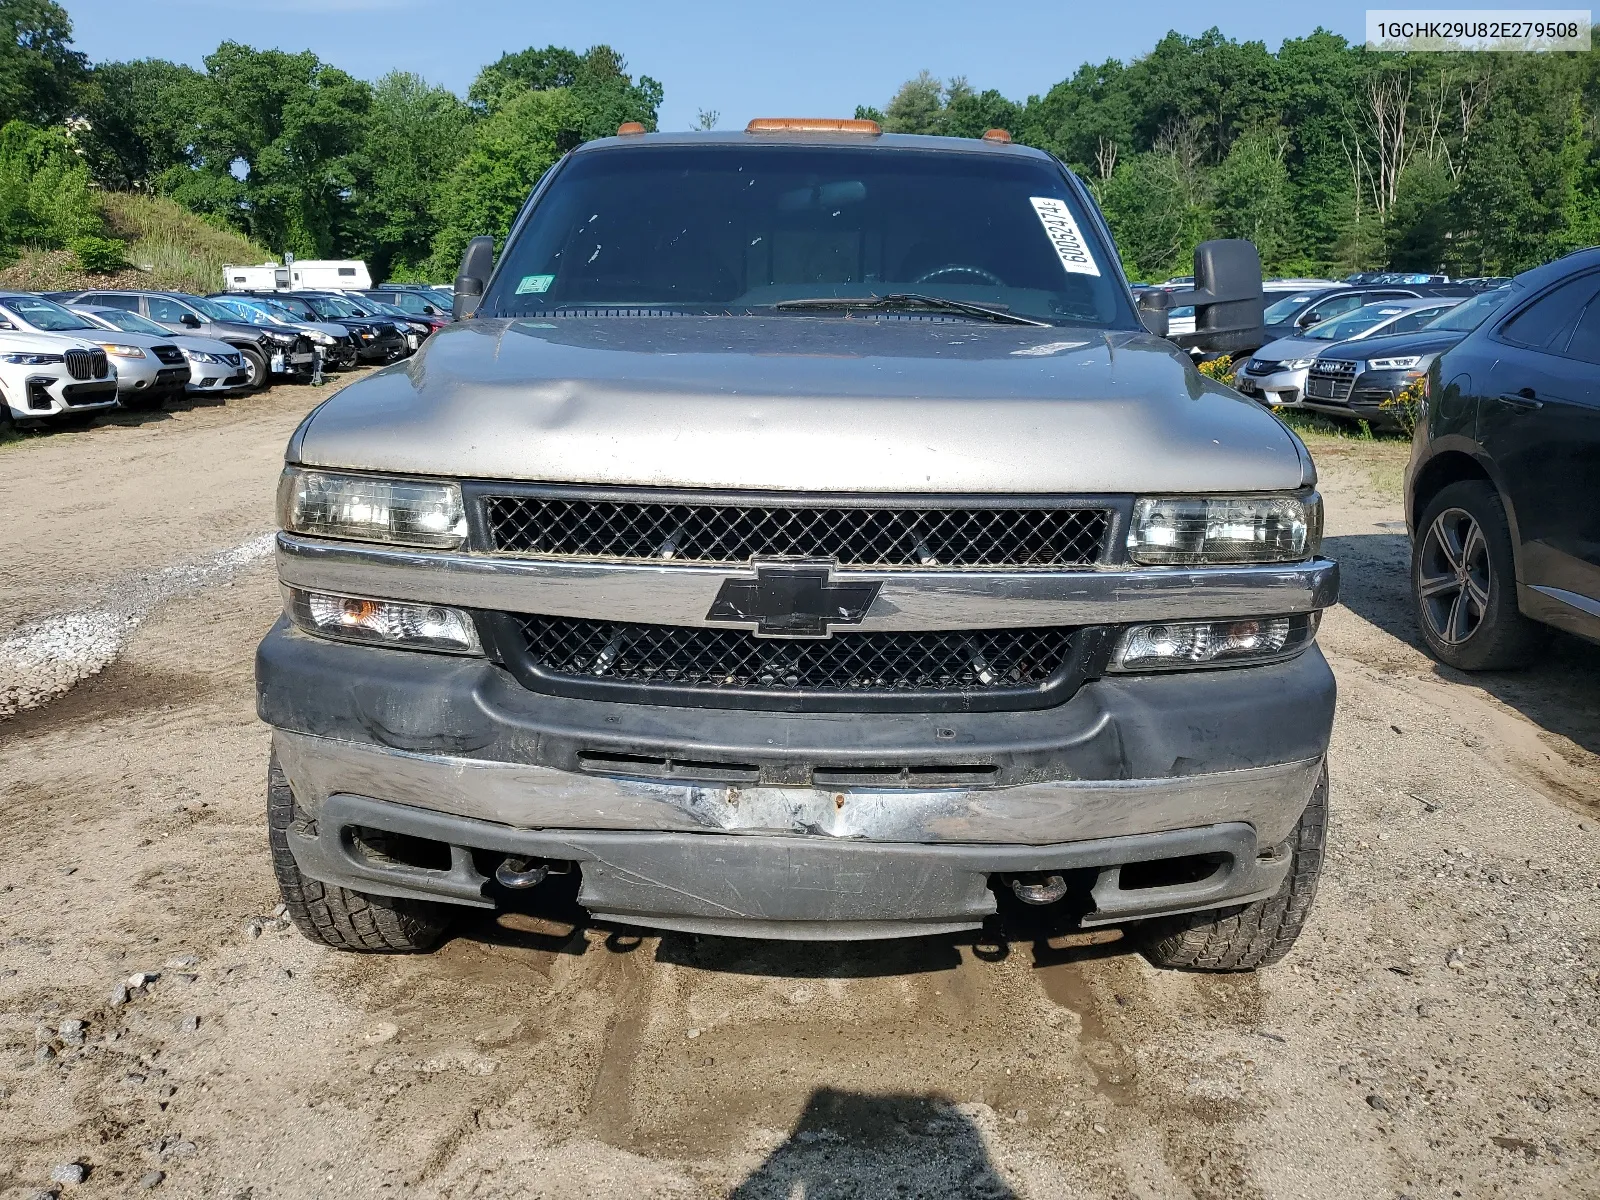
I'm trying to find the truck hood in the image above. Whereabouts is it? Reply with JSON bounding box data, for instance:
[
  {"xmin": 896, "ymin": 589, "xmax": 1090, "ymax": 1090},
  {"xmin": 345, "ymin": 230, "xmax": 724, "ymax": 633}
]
[{"xmin": 293, "ymin": 317, "xmax": 1311, "ymax": 493}]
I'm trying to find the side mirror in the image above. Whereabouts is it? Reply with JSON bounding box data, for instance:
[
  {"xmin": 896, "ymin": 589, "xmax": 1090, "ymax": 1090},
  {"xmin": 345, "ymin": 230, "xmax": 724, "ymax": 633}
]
[
  {"xmin": 423, "ymin": 304, "xmax": 439, "ymax": 315},
  {"xmin": 453, "ymin": 236, "xmax": 495, "ymax": 320},
  {"xmin": 1166, "ymin": 240, "xmax": 1264, "ymax": 354},
  {"xmin": 1136, "ymin": 290, "xmax": 1170, "ymax": 338},
  {"xmin": 181, "ymin": 313, "xmax": 202, "ymax": 328}
]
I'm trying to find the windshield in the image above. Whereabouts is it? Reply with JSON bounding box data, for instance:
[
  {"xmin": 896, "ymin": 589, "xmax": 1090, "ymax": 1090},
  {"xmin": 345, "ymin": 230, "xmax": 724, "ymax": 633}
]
[
  {"xmin": 267, "ymin": 296, "xmax": 316, "ymax": 320},
  {"xmin": 185, "ymin": 296, "xmax": 240, "ymax": 323},
  {"xmin": 1264, "ymin": 292, "xmax": 1323, "ymax": 323},
  {"xmin": 486, "ymin": 144, "xmax": 1132, "ymax": 326},
  {"xmin": 303, "ymin": 295, "xmax": 365, "ymax": 319},
  {"xmin": 377, "ymin": 291, "xmax": 431, "ymax": 313},
  {"xmin": 1306, "ymin": 303, "xmax": 1413, "ymax": 341},
  {"xmin": 92, "ymin": 309, "xmax": 170, "ymax": 336},
  {"xmin": 1423, "ymin": 286, "xmax": 1512, "ymax": 331},
  {"xmin": 1, "ymin": 295, "xmax": 98, "ymax": 331}
]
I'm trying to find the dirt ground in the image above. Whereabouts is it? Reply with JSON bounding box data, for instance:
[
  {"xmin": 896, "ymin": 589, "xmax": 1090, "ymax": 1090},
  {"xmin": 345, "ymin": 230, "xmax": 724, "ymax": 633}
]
[{"xmin": 1, "ymin": 386, "xmax": 1596, "ymax": 1200}]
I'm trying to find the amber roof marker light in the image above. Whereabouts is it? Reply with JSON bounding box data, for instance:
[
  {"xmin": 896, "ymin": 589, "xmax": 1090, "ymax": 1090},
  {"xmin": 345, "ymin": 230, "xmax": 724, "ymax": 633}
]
[
  {"xmin": 616, "ymin": 121, "xmax": 647, "ymax": 135},
  {"xmin": 981, "ymin": 128, "xmax": 1013, "ymax": 143},
  {"xmin": 745, "ymin": 117, "xmax": 883, "ymax": 135}
]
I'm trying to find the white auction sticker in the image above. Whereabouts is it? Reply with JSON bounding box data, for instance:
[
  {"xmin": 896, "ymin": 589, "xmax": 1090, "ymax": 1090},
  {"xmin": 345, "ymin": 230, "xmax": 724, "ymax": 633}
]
[{"xmin": 1030, "ymin": 197, "xmax": 1100, "ymax": 277}]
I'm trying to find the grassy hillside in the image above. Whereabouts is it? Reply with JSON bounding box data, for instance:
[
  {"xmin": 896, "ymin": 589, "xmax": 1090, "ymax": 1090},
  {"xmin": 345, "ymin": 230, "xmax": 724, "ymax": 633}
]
[{"xmin": 0, "ymin": 193, "xmax": 271, "ymax": 295}]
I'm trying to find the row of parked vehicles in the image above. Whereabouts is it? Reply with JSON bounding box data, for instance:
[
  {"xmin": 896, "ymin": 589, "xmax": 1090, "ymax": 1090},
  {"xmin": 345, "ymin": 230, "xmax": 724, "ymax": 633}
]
[{"xmin": 0, "ymin": 283, "xmax": 454, "ymax": 432}]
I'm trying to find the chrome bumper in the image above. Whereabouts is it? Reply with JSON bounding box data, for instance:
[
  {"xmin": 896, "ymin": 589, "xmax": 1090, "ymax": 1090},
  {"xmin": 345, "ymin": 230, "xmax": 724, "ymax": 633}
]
[
  {"xmin": 274, "ymin": 533, "xmax": 1339, "ymax": 630},
  {"xmin": 274, "ymin": 728, "xmax": 1324, "ymax": 849}
]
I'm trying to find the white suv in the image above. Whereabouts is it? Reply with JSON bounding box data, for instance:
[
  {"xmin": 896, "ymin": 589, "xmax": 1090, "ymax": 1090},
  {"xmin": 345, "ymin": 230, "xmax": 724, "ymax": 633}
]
[{"xmin": 0, "ymin": 330, "xmax": 118, "ymax": 429}]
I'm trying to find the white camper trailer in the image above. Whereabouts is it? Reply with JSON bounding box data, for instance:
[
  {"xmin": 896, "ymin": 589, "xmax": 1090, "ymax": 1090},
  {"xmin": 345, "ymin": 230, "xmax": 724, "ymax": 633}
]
[{"xmin": 222, "ymin": 259, "xmax": 372, "ymax": 293}]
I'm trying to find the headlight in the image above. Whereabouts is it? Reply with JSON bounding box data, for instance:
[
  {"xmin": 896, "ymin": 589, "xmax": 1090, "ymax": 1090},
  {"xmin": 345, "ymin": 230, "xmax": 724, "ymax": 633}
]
[
  {"xmin": 1127, "ymin": 493, "xmax": 1322, "ymax": 565},
  {"xmin": 278, "ymin": 467, "xmax": 467, "ymax": 548},
  {"xmin": 308, "ymin": 331, "xmax": 336, "ymax": 345},
  {"xmin": 1283, "ymin": 357, "xmax": 1316, "ymax": 369},
  {"xmin": 1366, "ymin": 355, "xmax": 1426, "ymax": 371},
  {"xmin": 97, "ymin": 342, "xmax": 146, "ymax": 358},
  {"xmin": 284, "ymin": 587, "xmax": 481, "ymax": 654},
  {"xmin": 182, "ymin": 349, "xmax": 224, "ymax": 363},
  {"xmin": 1109, "ymin": 613, "xmax": 1320, "ymax": 672},
  {"xmin": 1, "ymin": 352, "xmax": 64, "ymax": 365}
]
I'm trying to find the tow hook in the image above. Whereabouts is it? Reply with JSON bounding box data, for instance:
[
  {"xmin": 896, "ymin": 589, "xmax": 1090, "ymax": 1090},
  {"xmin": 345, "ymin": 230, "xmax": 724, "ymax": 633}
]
[
  {"xmin": 494, "ymin": 856, "xmax": 549, "ymax": 889},
  {"xmin": 1010, "ymin": 873, "xmax": 1069, "ymax": 905}
]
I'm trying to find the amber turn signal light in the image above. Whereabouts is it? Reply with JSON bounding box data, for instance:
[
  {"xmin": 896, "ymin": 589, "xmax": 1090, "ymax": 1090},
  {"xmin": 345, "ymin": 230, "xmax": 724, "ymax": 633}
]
[
  {"xmin": 745, "ymin": 117, "xmax": 882, "ymax": 135},
  {"xmin": 616, "ymin": 121, "xmax": 646, "ymax": 135},
  {"xmin": 982, "ymin": 128, "xmax": 1012, "ymax": 143}
]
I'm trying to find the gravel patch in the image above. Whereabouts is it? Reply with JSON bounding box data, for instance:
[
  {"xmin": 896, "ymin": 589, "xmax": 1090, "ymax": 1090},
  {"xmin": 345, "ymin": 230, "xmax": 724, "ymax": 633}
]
[{"xmin": 0, "ymin": 531, "xmax": 273, "ymax": 717}]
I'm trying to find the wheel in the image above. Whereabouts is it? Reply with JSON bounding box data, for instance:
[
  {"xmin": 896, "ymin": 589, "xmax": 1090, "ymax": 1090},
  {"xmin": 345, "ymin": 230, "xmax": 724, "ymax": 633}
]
[
  {"xmin": 238, "ymin": 345, "xmax": 268, "ymax": 391},
  {"xmin": 1412, "ymin": 480, "xmax": 1543, "ymax": 670},
  {"xmin": 267, "ymin": 753, "xmax": 450, "ymax": 952},
  {"xmin": 1139, "ymin": 762, "xmax": 1327, "ymax": 971}
]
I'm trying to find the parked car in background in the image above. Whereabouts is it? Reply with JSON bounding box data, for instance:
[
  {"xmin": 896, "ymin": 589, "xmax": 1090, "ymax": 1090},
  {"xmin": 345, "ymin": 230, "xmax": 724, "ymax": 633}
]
[
  {"xmin": 72, "ymin": 305, "xmax": 250, "ymax": 398},
  {"xmin": 365, "ymin": 286, "xmax": 450, "ymax": 320},
  {"xmin": 0, "ymin": 328, "xmax": 116, "ymax": 429},
  {"xmin": 321, "ymin": 291, "xmax": 436, "ymax": 351},
  {"xmin": 207, "ymin": 295, "xmax": 358, "ymax": 370},
  {"xmin": 236, "ymin": 291, "xmax": 406, "ymax": 363},
  {"xmin": 1406, "ymin": 247, "xmax": 1600, "ymax": 669},
  {"xmin": 54, "ymin": 290, "xmax": 311, "ymax": 389},
  {"xmin": 1164, "ymin": 282, "xmax": 1334, "ymax": 342},
  {"xmin": 1236, "ymin": 297, "xmax": 1465, "ymax": 408},
  {"xmin": 1258, "ymin": 283, "xmax": 1471, "ymax": 346},
  {"xmin": 0, "ymin": 292, "xmax": 186, "ymax": 412},
  {"xmin": 1298, "ymin": 288, "xmax": 1512, "ymax": 428}
]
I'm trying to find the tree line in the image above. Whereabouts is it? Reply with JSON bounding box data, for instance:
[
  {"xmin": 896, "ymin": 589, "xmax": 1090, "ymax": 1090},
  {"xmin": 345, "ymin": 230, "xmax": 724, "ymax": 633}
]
[
  {"xmin": 858, "ymin": 31, "xmax": 1600, "ymax": 281},
  {"xmin": 2, "ymin": 1, "xmax": 1597, "ymax": 283}
]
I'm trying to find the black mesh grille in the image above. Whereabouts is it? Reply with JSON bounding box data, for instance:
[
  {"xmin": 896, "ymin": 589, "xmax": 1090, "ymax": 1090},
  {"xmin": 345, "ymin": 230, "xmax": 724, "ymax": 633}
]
[
  {"xmin": 514, "ymin": 615, "xmax": 1076, "ymax": 694},
  {"xmin": 484, "ymin": 498, "xmax": 1111, "ymax": 569}
]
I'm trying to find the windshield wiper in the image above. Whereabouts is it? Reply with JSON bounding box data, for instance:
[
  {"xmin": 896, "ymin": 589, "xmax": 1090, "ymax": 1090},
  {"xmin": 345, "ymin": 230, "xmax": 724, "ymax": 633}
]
[{"xmin": 774, "ymin": 293, "xmax": 1050, "ymax": 327}]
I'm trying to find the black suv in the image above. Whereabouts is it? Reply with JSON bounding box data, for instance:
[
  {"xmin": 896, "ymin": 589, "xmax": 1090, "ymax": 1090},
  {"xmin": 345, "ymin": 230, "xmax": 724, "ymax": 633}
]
[
  {"xmin": 1406, "ymin": 248, "xmax": 1600, "ymax": 668},
  {"xmin": 240, "ymin": 292, "xmax": 407, "ymax": 363}
]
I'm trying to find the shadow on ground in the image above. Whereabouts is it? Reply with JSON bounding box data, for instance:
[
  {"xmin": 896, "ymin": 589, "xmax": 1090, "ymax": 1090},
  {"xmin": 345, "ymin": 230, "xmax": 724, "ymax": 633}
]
[
  {"xmin": 727, "ymin": 1087, "xmax": 1016, "ymax": 1200},
  {"xmin": 1326, "ymin": 530, "xmax": 1600, "ymax": 761}
]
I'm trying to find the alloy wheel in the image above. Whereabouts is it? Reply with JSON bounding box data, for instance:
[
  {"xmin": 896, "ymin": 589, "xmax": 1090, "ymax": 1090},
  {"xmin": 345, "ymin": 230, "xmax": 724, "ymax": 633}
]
[{"xmin": 1417, "ymin": 507, "xmax": 1491, "ymax": 645}]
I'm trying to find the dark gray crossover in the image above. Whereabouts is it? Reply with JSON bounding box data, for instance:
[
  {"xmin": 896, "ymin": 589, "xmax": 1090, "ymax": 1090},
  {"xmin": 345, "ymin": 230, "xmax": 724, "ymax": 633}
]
[{"xmin": 256, "ymin": 123, "xmax": 1339, "ymax": 967}]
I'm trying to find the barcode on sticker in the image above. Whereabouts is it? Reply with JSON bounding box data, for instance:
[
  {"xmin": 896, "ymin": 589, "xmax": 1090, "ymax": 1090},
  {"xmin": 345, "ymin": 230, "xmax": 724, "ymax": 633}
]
[{"xmin": 1030, "ymin": 197, "xmax": 1100, "ymax": 277}]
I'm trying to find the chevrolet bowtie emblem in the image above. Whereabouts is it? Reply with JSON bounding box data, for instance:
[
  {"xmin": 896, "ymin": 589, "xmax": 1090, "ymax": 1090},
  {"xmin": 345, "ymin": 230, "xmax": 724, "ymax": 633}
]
[{"xmin": 706, "ymin": 563, "xmax": 881, "ymax": 638}]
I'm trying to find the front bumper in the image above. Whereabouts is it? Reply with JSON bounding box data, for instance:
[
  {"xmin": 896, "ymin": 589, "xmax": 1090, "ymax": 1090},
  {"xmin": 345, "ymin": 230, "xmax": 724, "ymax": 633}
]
[
  {"xmin": 258, "ymin": 622, "xmax": 1335, "ymax": 938},
  {"xmin": 7, "ymin": 374, "xmax": 118, "ymax": 417},
  {"xmin": 1233, "ymin": 364, "xmax": 1310, "ymax": 407},
  {"xmin": 1300, "ymin": 369, "xmax": 1416, "ymax": 426}
]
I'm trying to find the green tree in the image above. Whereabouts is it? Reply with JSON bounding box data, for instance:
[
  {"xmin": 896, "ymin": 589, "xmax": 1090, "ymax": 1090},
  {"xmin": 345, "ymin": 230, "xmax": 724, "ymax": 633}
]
[
  {"xmin": 1097, "ymin": 151, "xmax": 1211, "ymax": 280},
  {"xmin": 882, "ymin": 71, "xmax": 945, "ymax": 134},
  {"xmin": 171, "ymin": 42, "xmax": 371, "ymax": 256},
  {"xmin": 428, "ymin": 86, "xmax": 584, "ymax": 275},
  {"xmin": 0, "ymin": 0, "xmax": 83, "ymax": 127},
  {"xmin": 1212, "ymin": 129, "xmax": 1296, "ymax": 269},
  {"xmin": 78, "ymin": 59, "xmax": 206, "ymax": 191},
  {"xmin": 0, "ymin": 118, "xmax": 100, "ymax": 253},
  {"xmin": 349, "ymin": 71, "xmax": 471, "ymax": 279},
  {"xmin": 467, "ymin": 44, "xmax": 660, "ymax": 139}
]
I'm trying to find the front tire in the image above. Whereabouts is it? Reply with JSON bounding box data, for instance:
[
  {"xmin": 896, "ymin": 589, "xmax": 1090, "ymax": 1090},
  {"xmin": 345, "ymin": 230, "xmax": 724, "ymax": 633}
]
[
  {"xmin": 267, "ymin": 753, "xmax": 450, "ymax": 952},
  {"xmin": 1411, "ymin": 480, "xmax": 1542, "ymax": 670},
  {"xmin": 238, "ymin": 345, "xmax": 268, "ymax": 391},
  {"xmin": 1139, "ymin": 762, "xmax": 1327, "ymax": 972}
]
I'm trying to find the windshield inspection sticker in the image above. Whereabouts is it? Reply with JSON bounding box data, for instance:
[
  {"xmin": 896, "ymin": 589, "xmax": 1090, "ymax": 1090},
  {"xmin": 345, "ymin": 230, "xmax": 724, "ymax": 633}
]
[
  {"xmin": 515, "ymin": 274, "xmax": 555, "ymax": 295},
  {"xmin": 1030, "ymin": 197, "xmax": 1100, "ymax": 277}
]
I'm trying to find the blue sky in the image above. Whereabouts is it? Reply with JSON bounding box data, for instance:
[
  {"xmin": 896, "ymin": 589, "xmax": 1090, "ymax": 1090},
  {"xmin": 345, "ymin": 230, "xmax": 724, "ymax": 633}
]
[{"xmin": 64, "ymin": 0, "xmax": 1422, "ymax": 129}]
